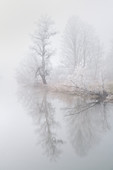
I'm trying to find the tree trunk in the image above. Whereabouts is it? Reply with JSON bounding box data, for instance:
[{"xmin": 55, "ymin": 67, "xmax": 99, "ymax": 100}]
[{"xmin": 41, "ymin": 75, "xmax": 47, "ymax": 84}]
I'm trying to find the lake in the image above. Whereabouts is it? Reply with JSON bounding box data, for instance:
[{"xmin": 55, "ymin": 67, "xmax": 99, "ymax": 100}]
[{"xmin": 0, "ymin": 81, "xmax": 113, "ymax": 170}]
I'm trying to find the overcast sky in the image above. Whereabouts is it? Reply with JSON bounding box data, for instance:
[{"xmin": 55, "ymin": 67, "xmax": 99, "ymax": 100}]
[{"xmin": 0, "ymin": 0, "xmax": 113, "ymax": 77}]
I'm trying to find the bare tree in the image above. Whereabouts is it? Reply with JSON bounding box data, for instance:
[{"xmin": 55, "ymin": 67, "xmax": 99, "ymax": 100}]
[
  {"xmin": 105, "ymin": 41, "xmax": 113, "ymax": 81},
  {"xmin": 62, "ymin": 16, "xmax": 102, "ymax": 81},
  {"xmin": 31, "ymin": 16, "xmax": 57, "ymax": 84}
]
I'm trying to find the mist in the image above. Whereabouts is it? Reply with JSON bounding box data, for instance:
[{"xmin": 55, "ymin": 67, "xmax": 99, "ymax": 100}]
[{"xmin": 0, "ymin": 0, "xmax": 113, "ymax": 170}]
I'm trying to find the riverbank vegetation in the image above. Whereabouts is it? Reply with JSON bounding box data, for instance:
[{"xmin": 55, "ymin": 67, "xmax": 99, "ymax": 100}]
[{"xmin": 17, "ymin": 15, "xmax": 113, "ymax": 103}]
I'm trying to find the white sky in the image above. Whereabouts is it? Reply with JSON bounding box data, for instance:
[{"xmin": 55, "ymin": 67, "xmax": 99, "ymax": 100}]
[{"xmin": 0, "ymin": 0, "xmax": 113, "ymax": 77}]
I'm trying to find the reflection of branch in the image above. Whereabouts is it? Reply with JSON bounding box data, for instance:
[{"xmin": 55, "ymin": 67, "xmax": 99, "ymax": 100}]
[
  {"xmin": 36, "ymin": 91, "xmax": 64, "ymax": 160},
  {"xmin": 18, "ymin": 87, "xmax": 63, "ymax": 161},
  {"xmin": 65, "ymin": 102, "xmax": 98, "ymax": 116},
  {"xmin": 101, "ymin": 102, "xmax": 110, "ymax": 130},
  {"xmin": 64, "ymin": 97, "xmax": 110, "ymax": 157}
]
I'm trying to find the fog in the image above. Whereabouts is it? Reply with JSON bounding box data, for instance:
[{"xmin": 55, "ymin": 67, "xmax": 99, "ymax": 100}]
[
  {"xmin": 1, "ymin": 0, "xmax": 113, "ymax": 76},
  {"xmin": 0, "ymin": 0, "xmax": 113, "ymax": 170}
]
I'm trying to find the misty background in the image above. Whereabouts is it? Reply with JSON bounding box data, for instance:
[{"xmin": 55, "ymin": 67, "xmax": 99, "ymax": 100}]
[
  {"xmin": 1, "ymin": 1, "xmax": 113, "ymax": 170},
  {"xmin": 0, "ymin": 0, "xmax": 113, "ymax": 81}
]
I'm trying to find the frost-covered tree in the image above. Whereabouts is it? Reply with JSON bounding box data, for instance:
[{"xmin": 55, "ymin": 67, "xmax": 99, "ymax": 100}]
[
  {"xmin": 62, "ymin": 17, "xmax": 101, "ymax": 69},
  {"xmin": 31, "ymin": 16, "xmax": 57, "ymax": 84},
  {"xmin": 62, "ymin": 16, "xmax": 103, "ymax": 86},
  {"xmin": 105, "ymin": 41, "xmax": 113, "ymax": 81}
]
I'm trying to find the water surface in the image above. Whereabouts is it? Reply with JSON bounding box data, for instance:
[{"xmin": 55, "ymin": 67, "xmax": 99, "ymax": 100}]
[{"xmin": 0, "ymin": 83, "xmax": 113, "ymax": 170}]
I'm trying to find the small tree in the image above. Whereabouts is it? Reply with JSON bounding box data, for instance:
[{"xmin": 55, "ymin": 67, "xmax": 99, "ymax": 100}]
[{"xmin": 31, "ymin": 16, "xmax": 56, "ymax": 84}]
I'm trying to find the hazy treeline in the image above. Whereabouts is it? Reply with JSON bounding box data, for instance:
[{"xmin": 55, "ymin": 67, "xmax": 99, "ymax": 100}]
[{"xmin": 17, "ymin": 15, "xmax": 113, "ymax": 89}]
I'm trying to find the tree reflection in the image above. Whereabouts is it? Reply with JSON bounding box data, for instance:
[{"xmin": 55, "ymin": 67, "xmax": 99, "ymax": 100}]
[
  {"xmin": 64, "ymin": 97, "xmax": 110, "ymax": 157},
  {"xmin": 18, "ymin": 86, "xmax": 112, "ymax": 158},
  {"xmin": 18, "ymin": 86, "xmax": 63, "ymax": 160}
]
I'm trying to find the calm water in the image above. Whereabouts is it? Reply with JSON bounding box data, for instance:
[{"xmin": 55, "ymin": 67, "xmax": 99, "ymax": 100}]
[{"xmin": 0, "ymin": 81, "xmax": 113, "ymax": 170}]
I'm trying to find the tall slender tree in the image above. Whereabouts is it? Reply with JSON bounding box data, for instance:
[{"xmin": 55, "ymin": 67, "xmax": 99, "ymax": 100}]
[{"xmin": 32, "ymin": 16, "xmax": 56, "ymax": 84}]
